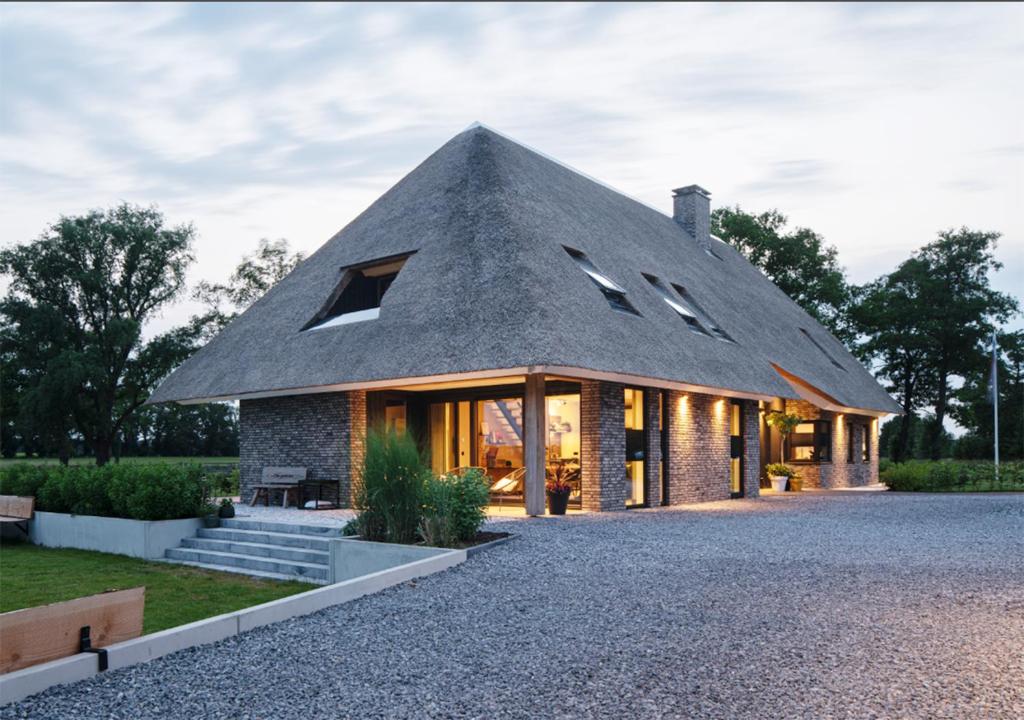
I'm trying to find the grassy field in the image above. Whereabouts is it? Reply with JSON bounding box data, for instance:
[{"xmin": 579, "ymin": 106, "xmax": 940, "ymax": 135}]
[
  {"xmin": 0, "ymin": 456, "xmax": 238, "ymax": 467},
  {"xmin": 0, "ymin": 542, "xmax": 308, "ymax": 634}
]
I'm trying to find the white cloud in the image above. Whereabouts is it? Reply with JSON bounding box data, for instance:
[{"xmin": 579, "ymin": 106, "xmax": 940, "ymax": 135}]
[{"xmin": 0, "ymin": 1, "xmax": 1020, "ymax": 333}]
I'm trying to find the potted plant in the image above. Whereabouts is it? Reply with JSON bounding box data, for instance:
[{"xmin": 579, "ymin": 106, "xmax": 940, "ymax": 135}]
[
  {"xmin": 765, "ymin": 463, "xmax": 797, "ymax": 493},
  {"xmin": 765, "ymin": 410, "xmax": 802, "ymax": 463},
  {"xmin": 201, "ymin": 503, "xmax": 220, "ymax": 528},
  {"xmin": 218, "ymin": 498, "xmax": 235, "ymax": 519},
  {"xmin": 546, "ymin": 462, "xmax": 574, "ymax": 515}
]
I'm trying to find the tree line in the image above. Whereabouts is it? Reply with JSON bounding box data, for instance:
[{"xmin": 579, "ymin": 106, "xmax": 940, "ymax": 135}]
[{"xmin": 1, "ymin": 203, "xmax": 1019, "ymax": 464}]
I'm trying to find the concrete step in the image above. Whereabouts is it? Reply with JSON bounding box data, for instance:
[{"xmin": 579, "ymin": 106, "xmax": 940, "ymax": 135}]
[
  {"xmin": 181, "ymin": 537, "xmax": 329, "ymax": 565},
  {"xmin": 160, "ymin": 559, "xmax": 323, "ymax": 584},
  {"xmin": 165, "ymin": 547, "xmax": 328, "ymax": 582},
  {"xmin": 221, "ymin": 518, "xmax": 347, "ymax": 537},
  {"xmin": 197, "ymin": 527, "xmax": 333, "ymax": 551}
]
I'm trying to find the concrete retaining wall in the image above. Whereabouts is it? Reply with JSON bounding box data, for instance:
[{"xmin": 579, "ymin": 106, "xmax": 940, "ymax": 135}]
[
  {"xmin": 28, "ymin": 512, "xmax": 201, "ymax": 560},
  {"xmin": 329, "ymin": 539, "xmax": 453, "ymax": 583}
]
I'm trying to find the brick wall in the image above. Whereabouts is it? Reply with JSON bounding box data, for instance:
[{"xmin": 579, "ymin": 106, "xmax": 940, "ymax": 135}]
[
  {"xmin": 742, "ymin": 399, "xmax": 761, "ymax": 499},
  {"xmin": 783, "ymin": 399, "xmax": 876, "ymax": 489},
  {"xmin": 580, "ymin": 380, "xmax": 626, "ymax": 511},
  {"xmin": 239, "ymin": 391, "xmax": 365, "ymax": 507},
  {"xmin": 644, "ymin": 389, "xmax": 663, "ymax": 507},
  {"xmin": 664, "ymin": 390, "xmax": 733, "ymax": 504}
]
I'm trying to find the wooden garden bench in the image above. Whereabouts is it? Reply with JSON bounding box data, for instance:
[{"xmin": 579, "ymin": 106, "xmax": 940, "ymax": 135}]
[
  {"xmin": 0, "ymin": 495, "xmax": 34, "ymax": 537},
  {"xmin": 250, "ymin": 467, "xmax": 307, "ymax": 507}
]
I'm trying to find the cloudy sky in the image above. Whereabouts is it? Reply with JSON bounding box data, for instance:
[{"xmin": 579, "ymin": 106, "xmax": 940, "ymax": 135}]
[{"xmin": 1, "ymin": 2, "xmax": 1021, "ymax": 337}]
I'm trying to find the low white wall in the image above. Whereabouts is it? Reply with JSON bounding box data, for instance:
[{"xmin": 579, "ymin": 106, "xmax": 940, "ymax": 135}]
[
  {"xmin": 0, "ymin": 547, "xmax": 465, "ymax": 705},
  {"xmin": 328, "ymin": 539, "xmax": 453, "ymax": 583},
  {"xmin": 29, "ymin": 512, "xmax": 201, "ymax": 560}
]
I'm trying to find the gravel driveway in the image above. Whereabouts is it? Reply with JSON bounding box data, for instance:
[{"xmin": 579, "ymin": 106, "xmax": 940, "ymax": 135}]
[{"xmin": 4, "ymin": 492, "xmax": 1023, "ymax": 719}]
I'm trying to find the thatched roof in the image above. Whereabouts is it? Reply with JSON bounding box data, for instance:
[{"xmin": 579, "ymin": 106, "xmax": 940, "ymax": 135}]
[{"xmin": 150, "ymin": 125, "xmax": 899, "ymax": 414}]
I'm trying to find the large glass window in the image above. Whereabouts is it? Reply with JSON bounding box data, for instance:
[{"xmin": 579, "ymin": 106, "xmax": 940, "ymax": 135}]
[
  {"xmin": 729, "ymin": 401, "xmax": 743, "ymax": 496},
  {"xmin": 788, "ymin": 420, "xmax": 831, "ymax": 462},
  {"xmin": 477, "ymin": 399, "xmax": 524, "ymax": 486},
  {"xmin": 625, "ymin": 388, "xmax": 645, "ymax": 506},
  {"xmin": 546, "ymin": 394, "xmax": 581, "ymax": 508}
]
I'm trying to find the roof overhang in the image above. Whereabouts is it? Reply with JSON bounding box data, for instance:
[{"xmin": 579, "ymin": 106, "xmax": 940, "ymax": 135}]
[
  {"xmin": 172, "ymin": 365, "xmax": 780, "ymax": 405},
  {"xmin": 771, "ymin": 363, "xmax": 891, "ymax": 418}
]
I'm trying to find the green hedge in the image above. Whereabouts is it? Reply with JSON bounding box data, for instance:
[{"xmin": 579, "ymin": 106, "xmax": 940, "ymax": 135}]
[
  {"xmin": 881, "ymin": 460, "xmax": 1024, "ymax": 492},
  {"xmin": 0, "ymin": 463, "xmax": 210, "ymax": 520}
]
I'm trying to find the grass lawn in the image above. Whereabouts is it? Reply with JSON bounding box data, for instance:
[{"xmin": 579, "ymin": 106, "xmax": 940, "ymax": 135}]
[
  {"xmin": 0, "ymin": 456, "xmax": 238, "ymax": 467},
  {"xmin": 0, "ymin": 542, "xmax": 308, "ymax": 634}
]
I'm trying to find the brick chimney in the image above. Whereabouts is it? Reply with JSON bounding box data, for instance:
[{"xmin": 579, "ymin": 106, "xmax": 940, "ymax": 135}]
[{"xmin": 672, "ymin": 185, "xmax": 711, "ymax": 251}]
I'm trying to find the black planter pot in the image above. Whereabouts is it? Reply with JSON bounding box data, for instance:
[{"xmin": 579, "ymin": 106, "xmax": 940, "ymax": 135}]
[
  {"xmin": 218, "ymin": 503, "xmax": 235, "ymax": 519},
  {"xmin": 547, "ymin": 489, "xmax": 571, "ymax": 515}
]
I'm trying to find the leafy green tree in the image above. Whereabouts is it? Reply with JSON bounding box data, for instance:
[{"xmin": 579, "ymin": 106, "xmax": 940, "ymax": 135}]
[
  {"xmin": 853, "ymin": 228, "xmax": 1017, "ymax": 461},
  {"xmin": 193, "ymin": 238, "xmax": 303, "ymax": 332},
  {"xmin": 712, "ymin": 207, "xmax": 853, "ymax": 342},
  {"xmin": 952, "ymin": 330, "xmax": 1024, "ymax": 461},
  {"xmin": 0, "ymin": 205, "xmax": 199, "ymax": 465}
]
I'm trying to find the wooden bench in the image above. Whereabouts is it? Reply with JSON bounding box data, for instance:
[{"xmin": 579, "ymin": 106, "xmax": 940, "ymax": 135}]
[
  {"xmin": 0, "ymin": 587, "xmax": 145, "ymax": 674},
  {"xmin": 0, "ymin": 496, "xmax": 34, "ymax": 537},
  {"xmin": 250, "ymin": 467, "xmax": 307, "ymax": 507}
]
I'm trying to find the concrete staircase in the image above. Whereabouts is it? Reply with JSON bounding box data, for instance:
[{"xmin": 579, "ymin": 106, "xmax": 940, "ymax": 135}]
[{"xmin": 164, "ymin": 518, "xmax": 345, "ymax": 584}]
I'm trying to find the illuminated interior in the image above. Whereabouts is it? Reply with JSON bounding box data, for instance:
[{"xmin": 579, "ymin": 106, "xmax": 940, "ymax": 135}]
[
  {"xmin": 729, "ymin": 401, "xmax": 742, "ymax": 495},
  {"xmin": 625, "ymin": 388, "xmax": 644, "ymax": 506}
]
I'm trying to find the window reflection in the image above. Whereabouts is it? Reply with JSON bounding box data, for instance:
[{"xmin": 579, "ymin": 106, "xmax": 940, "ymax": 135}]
[{"xmin": 625, "ymin": 388, "xmax": 644, "ymax": 506}]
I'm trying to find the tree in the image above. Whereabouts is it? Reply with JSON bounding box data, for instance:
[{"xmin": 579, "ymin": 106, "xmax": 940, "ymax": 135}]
[
  {"xmin": 852, "ymin": 228, "xmax": 1018, "ymax": 462},
  {"xmin": 0, "ymin": 205, "xmax": 198, "ymax": 465},
  {"xmin": 193, "ymin": 238, "xmax": 303, "ymax": 332},
  {"xmin": 952, "ymin": 330, "xmax": 1024, "ymax": 461},
  {"xmin": 712, "ymin": 207, "xmax": 853, "ymax": 342},
  {"xmin": 911, "ymin": 229, "xmax": 1018, "ymax": 459}
]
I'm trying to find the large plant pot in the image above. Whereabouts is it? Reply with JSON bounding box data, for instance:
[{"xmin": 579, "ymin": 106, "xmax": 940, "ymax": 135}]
[
  {"xmin": 547, "ymin": 490, "xmax": 571, "ymax": 515},
  {"xmin": 769, "ymin": 475, "xmax": 788, "ymax": 493},
  {"xmin": 218, "ymin": 503, "xmax": 235, "ymax": 519},
  {"xmin": 789, "ymin": 479, "xmax": 802, "ymax": 492}
]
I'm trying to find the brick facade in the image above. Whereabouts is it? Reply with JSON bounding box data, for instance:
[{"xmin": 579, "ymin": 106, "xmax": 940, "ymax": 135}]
[
  {"xmin": 782, "ymin": 399, "xmax": 877, "ymax": 489},
  {"xmin": 664, "ymin": 390, "xmax": 732, "ymax": 503},
  {"xmin": 580, "ymin": 380, "xmax": 626, "ymax": 511},
  {"xmin": 239, "ymin": 391, "xmax": 365, "ymax": 507},
  {"xmin": 741, "ymin": 399, "xmax": 761, "ymax": 499}
]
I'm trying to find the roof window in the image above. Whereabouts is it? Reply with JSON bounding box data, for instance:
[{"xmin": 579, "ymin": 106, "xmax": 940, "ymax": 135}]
[
  {"xmin": 303, "ymin": 253, "xmax": 413, "ymax": 331},
  {"xmin": 670, "ymin": 283, "xmax": 734, "ymax": 342},
  {"xmin": 800, "ymin": 328, "xmax": 846, "ymax": 371},
  {"xmin": 564, "ymin": 247, "xmax": 640, "ymax": 316},
  {"xmin": 643, "ymin": 274, "xmax": 710, "ymax": 336}
]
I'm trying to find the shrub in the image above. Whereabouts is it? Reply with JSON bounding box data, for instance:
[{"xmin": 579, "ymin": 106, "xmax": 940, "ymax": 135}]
[
  {"xmin": 354, "ymin": 427, "xmax": 428, "ymax": 543},
  {"xmin": 0, "ymin": 462, "xmax": 210, "ymax": 520},
  {"xmin": 881, "ymin": 460, "xmax": 1024, "ymax": 492},
  {"xmin": 764, "ymin": 463, "xmax": 799, "ymax": 479},
  {"xmin": 420, "ymin": 469, "xmax": 490, "ymax": 548}
]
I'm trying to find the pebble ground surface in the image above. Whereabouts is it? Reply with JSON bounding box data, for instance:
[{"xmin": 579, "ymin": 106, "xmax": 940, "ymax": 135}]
[{"xmin": 4, "ymin": 491, "xmax": 1022, "ymax": 719}]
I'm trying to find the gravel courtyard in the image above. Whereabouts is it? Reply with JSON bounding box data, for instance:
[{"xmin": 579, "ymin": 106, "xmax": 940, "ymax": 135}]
[{"xmin": 4, "ymin": 492, "xmax": 1023, "ymax": 719}]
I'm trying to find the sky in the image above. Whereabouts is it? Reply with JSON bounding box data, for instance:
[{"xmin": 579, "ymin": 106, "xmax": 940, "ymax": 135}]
[{"xmin": 1, "ymin": 2, "xmax": 1021, "ymax": 340}]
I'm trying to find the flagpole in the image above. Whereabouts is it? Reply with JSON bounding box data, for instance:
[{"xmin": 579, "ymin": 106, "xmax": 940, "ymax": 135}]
[{"xmin": 993, "ymin": 331, "xmax": 1000, "ymax": 482}]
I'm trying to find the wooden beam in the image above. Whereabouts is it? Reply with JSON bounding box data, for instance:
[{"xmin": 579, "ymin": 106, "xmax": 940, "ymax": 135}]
[
  {"xmin": 523, "ymin": 373, "xmax": 546, "ymax": 516},
  {"xmin": 0, "ymin": 587, "xmax": 144, "ymax": 674}
]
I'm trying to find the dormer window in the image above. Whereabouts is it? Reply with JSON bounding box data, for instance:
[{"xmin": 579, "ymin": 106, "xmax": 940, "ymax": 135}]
[
  {"xmin": 643, "ymin": 274, "xmax": 709, "ymax": 336},
  {"xmin": 564, "ymin": 246, "xmax": 640, "ymax": 316},
  {"xmin": 670, "ymin": 283, "xmax": 734, "ymax": 343},
  {"xmin": 303, "ymin": 253, "xmax": 413, "ymax": 331},
  {"xmin": 800, "ymin": 328, "xmax": 846, "ymax": 371}
]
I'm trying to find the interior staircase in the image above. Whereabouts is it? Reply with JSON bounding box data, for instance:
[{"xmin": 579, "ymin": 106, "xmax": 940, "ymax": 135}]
[{"xmin": 164, "ymin": 518, "xmax": 344, "ymax": 584}]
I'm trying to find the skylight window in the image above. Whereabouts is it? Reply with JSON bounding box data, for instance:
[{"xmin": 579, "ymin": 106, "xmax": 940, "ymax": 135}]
[
  {"xmin": 564, "ymin": 247, "xmax": 640, "ymax": 316},
  {"xmin": 670, "ymin": 283, "xmax": 735, "ymax": 343},
  {"xmin": 800, "ymin": 328, "xmax": 847, "ymax": 371},
  {"xmin": 303, "ymin": 253, "xmax": 413, "ymax": 331},
  {"xmin": 643, "ymin": 274, "xmax": 709, "ymax": 336}
]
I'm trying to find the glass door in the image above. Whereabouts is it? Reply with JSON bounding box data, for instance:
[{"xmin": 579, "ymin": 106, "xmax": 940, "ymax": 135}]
[
  {"xmin": 625, "ymin": 388, "xmax": 645, "ymax": 507},
  {"xmin": 729, "ymin": 400, "xmax": 744, "ymax": 498}
]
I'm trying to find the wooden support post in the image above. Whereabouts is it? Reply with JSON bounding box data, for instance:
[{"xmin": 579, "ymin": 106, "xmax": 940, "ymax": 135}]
[{"xmin": 524, "ymin": 373, "xmax": 546, "ymax": 516}]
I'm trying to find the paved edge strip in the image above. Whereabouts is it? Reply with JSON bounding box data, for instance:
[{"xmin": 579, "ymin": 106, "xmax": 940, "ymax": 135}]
[
  {"xmin": 464, "ymin": 533, "xmax": 516, "ymax": 558},
  {"xmin": 0, "ymin": 548, "xmax": 466, "ymax": 706}
]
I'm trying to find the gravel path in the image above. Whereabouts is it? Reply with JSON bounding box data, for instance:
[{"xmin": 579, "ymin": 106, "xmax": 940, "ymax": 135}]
[{"xmin": 5, "ymin": 492, "xmax": 1023, "ymax": 719}]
